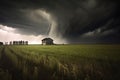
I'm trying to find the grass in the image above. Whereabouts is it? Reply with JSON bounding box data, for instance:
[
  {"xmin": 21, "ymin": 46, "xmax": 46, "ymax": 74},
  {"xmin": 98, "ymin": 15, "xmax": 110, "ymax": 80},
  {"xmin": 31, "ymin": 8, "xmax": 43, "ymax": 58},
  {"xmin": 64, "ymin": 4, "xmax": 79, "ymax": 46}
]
[{"xmin": 0, "ymin": 44, "xmax": 120, "ymax": 80}]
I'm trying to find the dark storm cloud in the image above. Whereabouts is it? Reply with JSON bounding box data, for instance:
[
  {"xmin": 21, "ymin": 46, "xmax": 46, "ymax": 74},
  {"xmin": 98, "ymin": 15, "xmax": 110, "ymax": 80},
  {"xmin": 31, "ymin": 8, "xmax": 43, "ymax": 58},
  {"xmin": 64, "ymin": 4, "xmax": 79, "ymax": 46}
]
[{"xmin": 0, "ymin": 0, "xmax": 120, "ymax": 43}]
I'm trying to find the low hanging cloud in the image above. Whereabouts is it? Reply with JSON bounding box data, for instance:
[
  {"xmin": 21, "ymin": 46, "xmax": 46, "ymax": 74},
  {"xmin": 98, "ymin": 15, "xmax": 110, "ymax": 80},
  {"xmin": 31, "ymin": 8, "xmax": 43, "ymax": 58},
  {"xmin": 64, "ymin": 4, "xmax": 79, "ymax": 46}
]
[
  {"xmin": 0, "ymin": 24, "xmax": 47, "ymax": 44},
  {"xmin": 81, "ymin": 28, "xmax": 114, "ymax": 37},
  {"xmin": 81, "ymin": 19, "xmax": 116, "ymax": 37}
]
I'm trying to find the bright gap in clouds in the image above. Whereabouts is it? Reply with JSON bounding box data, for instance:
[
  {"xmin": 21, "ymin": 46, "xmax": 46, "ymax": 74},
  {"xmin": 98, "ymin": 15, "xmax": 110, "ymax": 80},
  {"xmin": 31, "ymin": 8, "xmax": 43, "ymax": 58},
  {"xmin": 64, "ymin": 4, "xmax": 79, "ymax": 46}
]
[
  {"xmin": 0, "ymin": 24, "xmax": 46, "ymax": 44},
  {"xmin": 0, "ymin": 24, "xmax": 67, "ymax": 44}
]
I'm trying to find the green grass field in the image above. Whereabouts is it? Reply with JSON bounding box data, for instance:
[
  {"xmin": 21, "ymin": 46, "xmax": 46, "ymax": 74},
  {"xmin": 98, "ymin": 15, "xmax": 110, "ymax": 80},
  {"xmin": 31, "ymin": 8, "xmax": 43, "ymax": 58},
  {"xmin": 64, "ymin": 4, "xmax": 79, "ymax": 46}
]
[{"xmin": 0, "ymin": 44, "xmax": 120, "ymax": 80}]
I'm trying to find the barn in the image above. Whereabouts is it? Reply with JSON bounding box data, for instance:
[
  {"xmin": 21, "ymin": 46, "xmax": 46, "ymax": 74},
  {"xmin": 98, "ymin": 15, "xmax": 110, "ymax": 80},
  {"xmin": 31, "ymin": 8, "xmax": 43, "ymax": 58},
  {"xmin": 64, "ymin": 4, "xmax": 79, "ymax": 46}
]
[{"xmin": 42, "ymin": 38, "xmax": 54, "ymax": 45}]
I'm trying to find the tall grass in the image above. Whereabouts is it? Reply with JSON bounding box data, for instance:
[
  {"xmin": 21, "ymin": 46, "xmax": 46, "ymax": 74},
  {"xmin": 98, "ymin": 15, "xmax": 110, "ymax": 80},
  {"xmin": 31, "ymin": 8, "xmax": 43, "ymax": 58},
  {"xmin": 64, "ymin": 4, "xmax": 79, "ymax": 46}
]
[
  {"xmin": 0, "ymin": 46, "xmax": 12, "ymax": 80},
  {"xmin": 0, "ymin": 44, "xmax": 120, "ymax": 80}
]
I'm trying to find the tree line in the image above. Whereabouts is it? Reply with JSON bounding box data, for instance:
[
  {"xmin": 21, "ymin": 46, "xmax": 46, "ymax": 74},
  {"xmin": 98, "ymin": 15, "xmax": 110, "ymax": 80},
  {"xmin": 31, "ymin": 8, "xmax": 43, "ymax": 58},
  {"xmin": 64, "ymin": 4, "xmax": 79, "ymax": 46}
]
[{"xmin": 0, "ymin": 40, "xmax": 28, "ymax": 45}]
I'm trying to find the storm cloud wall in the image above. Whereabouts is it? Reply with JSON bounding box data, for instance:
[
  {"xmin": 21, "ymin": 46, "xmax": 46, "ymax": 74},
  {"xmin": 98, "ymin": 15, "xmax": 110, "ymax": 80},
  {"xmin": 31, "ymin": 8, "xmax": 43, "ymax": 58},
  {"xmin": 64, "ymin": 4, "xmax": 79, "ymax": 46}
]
[{"xmin": 0, "ymin": 0, "xmax": 120, "ymax": 43}]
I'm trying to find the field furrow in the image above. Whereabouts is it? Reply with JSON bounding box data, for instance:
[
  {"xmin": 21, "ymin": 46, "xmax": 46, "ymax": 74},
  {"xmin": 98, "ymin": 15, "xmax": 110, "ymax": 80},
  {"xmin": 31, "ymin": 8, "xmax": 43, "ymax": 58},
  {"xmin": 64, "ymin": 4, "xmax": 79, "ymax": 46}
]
[{"xmin": 0, "ymin": 45, "xmax": 120, "ymax": 80}]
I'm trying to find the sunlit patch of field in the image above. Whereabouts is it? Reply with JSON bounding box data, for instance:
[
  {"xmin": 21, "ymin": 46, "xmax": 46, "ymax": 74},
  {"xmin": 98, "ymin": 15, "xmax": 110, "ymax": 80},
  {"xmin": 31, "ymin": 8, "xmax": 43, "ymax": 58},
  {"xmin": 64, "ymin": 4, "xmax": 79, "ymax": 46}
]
[{"xmin": 0, "ymin": 44, "xmax": 120, "ymax": 80}]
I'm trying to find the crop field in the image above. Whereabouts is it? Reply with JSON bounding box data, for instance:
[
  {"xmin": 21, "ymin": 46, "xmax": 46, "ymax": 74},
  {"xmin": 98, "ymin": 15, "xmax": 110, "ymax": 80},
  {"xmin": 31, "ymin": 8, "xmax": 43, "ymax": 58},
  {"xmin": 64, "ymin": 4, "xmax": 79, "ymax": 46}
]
[{"xmin": 0, "ymin": 44, "xmax": 120, "ymax": 80}]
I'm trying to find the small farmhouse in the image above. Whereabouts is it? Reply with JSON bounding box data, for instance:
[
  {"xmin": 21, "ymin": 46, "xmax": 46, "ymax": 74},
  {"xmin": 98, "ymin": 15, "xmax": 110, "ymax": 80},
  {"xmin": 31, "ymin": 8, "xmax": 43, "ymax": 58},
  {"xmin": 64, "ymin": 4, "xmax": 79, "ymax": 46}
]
[
  {"xmin": 42, "ymin": 38, "xmax": 54, "ymax": 45},
  {"xmin": 0, "ymin": 42, "xmax": 3, "ymax": 45}
]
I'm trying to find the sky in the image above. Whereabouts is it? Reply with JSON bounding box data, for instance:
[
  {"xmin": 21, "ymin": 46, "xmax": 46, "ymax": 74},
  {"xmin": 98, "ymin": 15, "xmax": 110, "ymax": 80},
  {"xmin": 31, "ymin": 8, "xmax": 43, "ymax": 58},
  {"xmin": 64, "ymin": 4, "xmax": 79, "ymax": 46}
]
[{"xmin": 0, "ymin": 0, "xmax": 120, "ymax": 44}]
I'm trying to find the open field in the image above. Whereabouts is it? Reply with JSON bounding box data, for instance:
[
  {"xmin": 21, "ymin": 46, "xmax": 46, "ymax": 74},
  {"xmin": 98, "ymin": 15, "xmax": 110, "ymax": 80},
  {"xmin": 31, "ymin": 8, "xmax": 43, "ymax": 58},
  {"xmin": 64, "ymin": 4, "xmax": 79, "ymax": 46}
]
[{"xmin": 0, "ymin": 44, "xmax": 120, "ymax": 80}]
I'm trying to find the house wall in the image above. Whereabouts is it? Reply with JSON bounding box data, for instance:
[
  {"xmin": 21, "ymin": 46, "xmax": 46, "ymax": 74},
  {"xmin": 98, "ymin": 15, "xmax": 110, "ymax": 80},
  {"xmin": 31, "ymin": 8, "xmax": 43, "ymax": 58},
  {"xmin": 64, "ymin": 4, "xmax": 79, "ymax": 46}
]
[{"xmin": 42, "ymin": 40, "xmax": 53, "ymax": 45}]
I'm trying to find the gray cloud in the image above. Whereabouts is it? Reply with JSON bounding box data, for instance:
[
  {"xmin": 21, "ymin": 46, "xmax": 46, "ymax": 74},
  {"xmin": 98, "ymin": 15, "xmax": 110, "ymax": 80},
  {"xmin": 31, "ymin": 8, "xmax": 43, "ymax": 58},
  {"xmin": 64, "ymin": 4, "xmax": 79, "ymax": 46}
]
[{"xmin": 0, "ymin": 0, "xmax": 120, "ymax": 43}]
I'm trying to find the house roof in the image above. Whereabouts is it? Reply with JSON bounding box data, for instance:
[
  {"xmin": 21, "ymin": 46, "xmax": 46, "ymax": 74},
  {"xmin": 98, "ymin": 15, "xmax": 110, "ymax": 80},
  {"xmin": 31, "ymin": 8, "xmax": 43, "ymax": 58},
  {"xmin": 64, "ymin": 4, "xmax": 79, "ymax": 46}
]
[{"xmin": 42, "ymin": 38, "xmax": 53, "ymax": 41}]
